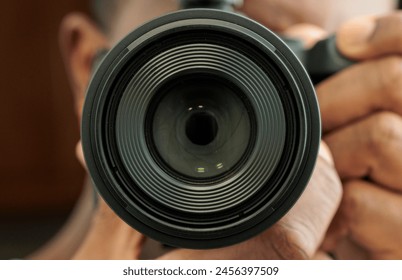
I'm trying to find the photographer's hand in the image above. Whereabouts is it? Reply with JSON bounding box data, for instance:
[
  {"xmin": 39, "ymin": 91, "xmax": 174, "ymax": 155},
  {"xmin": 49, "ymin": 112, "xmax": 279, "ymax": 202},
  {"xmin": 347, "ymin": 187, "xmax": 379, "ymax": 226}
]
[
  {"xmin": 72, "ymin": 144, "xmax": 146, "ymax": 260},
  {"xmin": 318, "ymin": 13, "xmax": 402, "ymax": 259},
  {"xmin": 72, "ymin": 196, "xmax": 146, "ymax": 260},
  {"xmin": 158, "ymin": 142, "xmax": 342, "ymax": 259}
]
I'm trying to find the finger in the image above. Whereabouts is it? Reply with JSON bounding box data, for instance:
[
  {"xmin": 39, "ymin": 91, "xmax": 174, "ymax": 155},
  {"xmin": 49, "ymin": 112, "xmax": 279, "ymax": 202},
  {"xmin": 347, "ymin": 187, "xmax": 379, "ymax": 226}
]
[
  {"xmin": 324, "ymin": 112, "xmax": 402, "ymax": 191},
  {"xmin": 337, "ymin": 180, "xmax": 402, "ymax": 259},
  {"xmin": 317, "ymin": 55, "xmax": 402, "ymax": 133},
  {"xmin": 322, "ymin": 203, "xmax": 369, "ymax": 259},
  {"xmin": 282, "ymin": 23, "xmax": 327, "ymax": 48},
  {"xmin": 337, "ymin": 12, "xmax": 402, "ymax": 60},
  {"xmin": 273, "ymin": 148, "xmax": 342, "ymax": 259},
  {"xmin": 313, "ymin": 251, "xmax": 332, "ymax": 260},
  {"xmin": 73, "ymin": 197, "xmax": 146, "ymax": 259},
  {"xmin": 330, "ymin": 237, "xmax": 369, "ymax": 260},
  {"xmin": 240, "ymin": 0, "xmax": 301, "ymax": 31},
  {"xmin": 321, "ymin": 207, "xmax": 348, "ymax": 252}
]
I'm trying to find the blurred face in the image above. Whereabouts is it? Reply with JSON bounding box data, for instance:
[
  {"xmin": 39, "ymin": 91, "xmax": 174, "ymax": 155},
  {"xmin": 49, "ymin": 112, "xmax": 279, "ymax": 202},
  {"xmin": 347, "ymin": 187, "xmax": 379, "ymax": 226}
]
[
  {"xmin": 106, "ymin": 0, "xmax": 395, "ymax": 43},
  {"xmin": 59, "ymin": 0, "xmax": 394, "ymax": 167}
]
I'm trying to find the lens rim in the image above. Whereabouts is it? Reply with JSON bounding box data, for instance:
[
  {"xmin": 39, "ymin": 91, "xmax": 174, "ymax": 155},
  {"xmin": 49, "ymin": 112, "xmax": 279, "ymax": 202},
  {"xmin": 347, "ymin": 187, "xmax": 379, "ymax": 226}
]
[{"xmin": 82, "ymin": 9, "xmax": 320, "ymax": 249}]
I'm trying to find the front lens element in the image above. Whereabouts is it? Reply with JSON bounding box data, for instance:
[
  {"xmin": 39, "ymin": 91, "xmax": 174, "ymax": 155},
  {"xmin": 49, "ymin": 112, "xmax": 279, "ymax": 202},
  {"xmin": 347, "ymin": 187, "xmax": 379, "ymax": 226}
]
[{"xmin": 150, "ymin": 75, "xmax": 252, "ymax": 180}]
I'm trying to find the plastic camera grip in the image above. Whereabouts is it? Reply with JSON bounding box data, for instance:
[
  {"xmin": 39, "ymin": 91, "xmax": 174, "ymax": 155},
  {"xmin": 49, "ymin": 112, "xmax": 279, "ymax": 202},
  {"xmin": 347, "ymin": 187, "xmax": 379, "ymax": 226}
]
[{"xmin": 284, "ymin": 35, "xmax": 355, "ymax": 84}]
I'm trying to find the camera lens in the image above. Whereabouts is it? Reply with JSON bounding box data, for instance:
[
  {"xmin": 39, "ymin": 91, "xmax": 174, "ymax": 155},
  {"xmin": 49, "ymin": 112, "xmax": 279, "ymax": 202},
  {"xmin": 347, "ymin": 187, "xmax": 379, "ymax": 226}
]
[{"xmin": 82, "ymin": 9, "xmax": 320, "ymax": 249}]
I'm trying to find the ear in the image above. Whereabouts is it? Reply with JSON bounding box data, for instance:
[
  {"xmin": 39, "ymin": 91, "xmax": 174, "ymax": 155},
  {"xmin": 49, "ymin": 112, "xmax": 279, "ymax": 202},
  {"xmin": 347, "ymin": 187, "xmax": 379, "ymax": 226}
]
[{"xmin": 59, "ymin": 13, "xmax": 109, "ymax": 117}]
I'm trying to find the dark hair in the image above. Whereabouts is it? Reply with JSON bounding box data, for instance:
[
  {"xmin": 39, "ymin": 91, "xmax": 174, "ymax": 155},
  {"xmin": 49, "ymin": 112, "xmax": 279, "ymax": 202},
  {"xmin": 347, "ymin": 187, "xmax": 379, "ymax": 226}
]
[{"xmin": 91, "ymin": 0, "xmax": 123, "ymax": 32}]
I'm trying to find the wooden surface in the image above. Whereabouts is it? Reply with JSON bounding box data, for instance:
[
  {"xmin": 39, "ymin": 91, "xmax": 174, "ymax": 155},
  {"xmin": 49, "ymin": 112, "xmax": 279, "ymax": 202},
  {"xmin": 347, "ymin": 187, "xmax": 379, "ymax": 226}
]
[{"xmin": 0, "ymin": 1, "xmax": 90, "ymax": 220}]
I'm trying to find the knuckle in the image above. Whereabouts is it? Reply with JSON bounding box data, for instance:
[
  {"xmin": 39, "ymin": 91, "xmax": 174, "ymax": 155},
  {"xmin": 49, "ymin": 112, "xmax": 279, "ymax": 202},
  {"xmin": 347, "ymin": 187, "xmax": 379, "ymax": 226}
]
[
  {"xmin": 366, "ymin": 112, "xmax": 402, "ymax": 154},
  {"xmin": 268, "ymin": 224, "xmax": 310, "ymax": 260}
]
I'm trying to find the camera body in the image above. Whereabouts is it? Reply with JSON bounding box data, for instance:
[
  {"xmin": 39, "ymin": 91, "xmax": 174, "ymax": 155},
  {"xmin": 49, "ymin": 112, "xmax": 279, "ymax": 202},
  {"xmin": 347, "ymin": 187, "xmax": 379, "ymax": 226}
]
[{"xmin": 82, "ymin": 3, "xmax": 350, "ymax": 249}]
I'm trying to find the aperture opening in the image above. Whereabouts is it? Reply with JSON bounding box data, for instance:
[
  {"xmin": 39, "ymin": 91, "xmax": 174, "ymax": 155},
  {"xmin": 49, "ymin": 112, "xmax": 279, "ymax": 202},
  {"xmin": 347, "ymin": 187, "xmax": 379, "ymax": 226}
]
[{"xmin": 185, "ymin": 112, "xmax": 219, "ymax": 146}]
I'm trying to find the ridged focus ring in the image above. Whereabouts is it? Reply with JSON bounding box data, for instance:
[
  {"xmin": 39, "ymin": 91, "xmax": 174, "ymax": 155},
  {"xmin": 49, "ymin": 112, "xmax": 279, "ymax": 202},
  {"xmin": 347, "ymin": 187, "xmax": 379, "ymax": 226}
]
[{"xmin": 116, "ymin": 43, "xmax": 286, "ymax": 213}]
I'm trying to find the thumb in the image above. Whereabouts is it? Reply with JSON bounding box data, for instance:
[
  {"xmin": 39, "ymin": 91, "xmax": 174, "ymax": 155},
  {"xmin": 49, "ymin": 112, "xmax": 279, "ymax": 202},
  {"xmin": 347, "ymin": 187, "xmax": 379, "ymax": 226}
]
[
  {"xmin": 337, "ymin": 12, "xmax": 402, "ymax": 60},
  {"xmin": 270, "ymin": 142, "xmax": 342, "ymax": 259}
]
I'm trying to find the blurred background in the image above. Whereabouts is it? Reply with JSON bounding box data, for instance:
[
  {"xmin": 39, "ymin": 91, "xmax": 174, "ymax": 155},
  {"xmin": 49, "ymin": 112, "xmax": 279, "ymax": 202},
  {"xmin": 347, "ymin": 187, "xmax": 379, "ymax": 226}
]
[{"xmin": 0, "ymin": 1, "xmax": 89, "ymax": 259}]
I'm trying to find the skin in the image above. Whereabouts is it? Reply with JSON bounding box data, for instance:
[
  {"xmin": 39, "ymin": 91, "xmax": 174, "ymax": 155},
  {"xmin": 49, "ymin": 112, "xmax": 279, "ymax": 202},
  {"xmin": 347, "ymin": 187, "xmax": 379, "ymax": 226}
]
[
  {"xmin": 318, "ymin": 14, "xmax": 402, "ymax": 259},
  {"xmin": 53, "ymin": 0, "xmax": 402, "ymax": 259}
]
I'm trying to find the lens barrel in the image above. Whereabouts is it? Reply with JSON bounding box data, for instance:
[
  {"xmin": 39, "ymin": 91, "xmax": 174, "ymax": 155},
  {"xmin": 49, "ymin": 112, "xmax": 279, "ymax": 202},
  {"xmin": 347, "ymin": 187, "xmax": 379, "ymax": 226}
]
[{"xmin": 82, "ymin": 9, "xmax": 320, "ymax": 249}]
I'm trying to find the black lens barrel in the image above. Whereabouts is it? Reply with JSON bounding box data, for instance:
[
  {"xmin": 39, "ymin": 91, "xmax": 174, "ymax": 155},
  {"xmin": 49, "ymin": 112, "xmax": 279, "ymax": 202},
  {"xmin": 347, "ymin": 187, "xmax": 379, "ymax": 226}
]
[{"xmin": 82, "ymin": 9, "xmax": 320, "ymax": 249}]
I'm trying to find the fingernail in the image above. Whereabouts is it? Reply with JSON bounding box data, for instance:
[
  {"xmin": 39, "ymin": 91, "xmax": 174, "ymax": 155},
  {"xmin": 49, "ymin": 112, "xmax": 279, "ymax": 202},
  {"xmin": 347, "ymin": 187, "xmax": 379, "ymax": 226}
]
[
  {"xmin": 340, "ymin": 17, "xmax": 376, "ymax": 45},
  {"xmin": 337, "ymin": 16, "xmax": 376, "ymax": 57}
]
